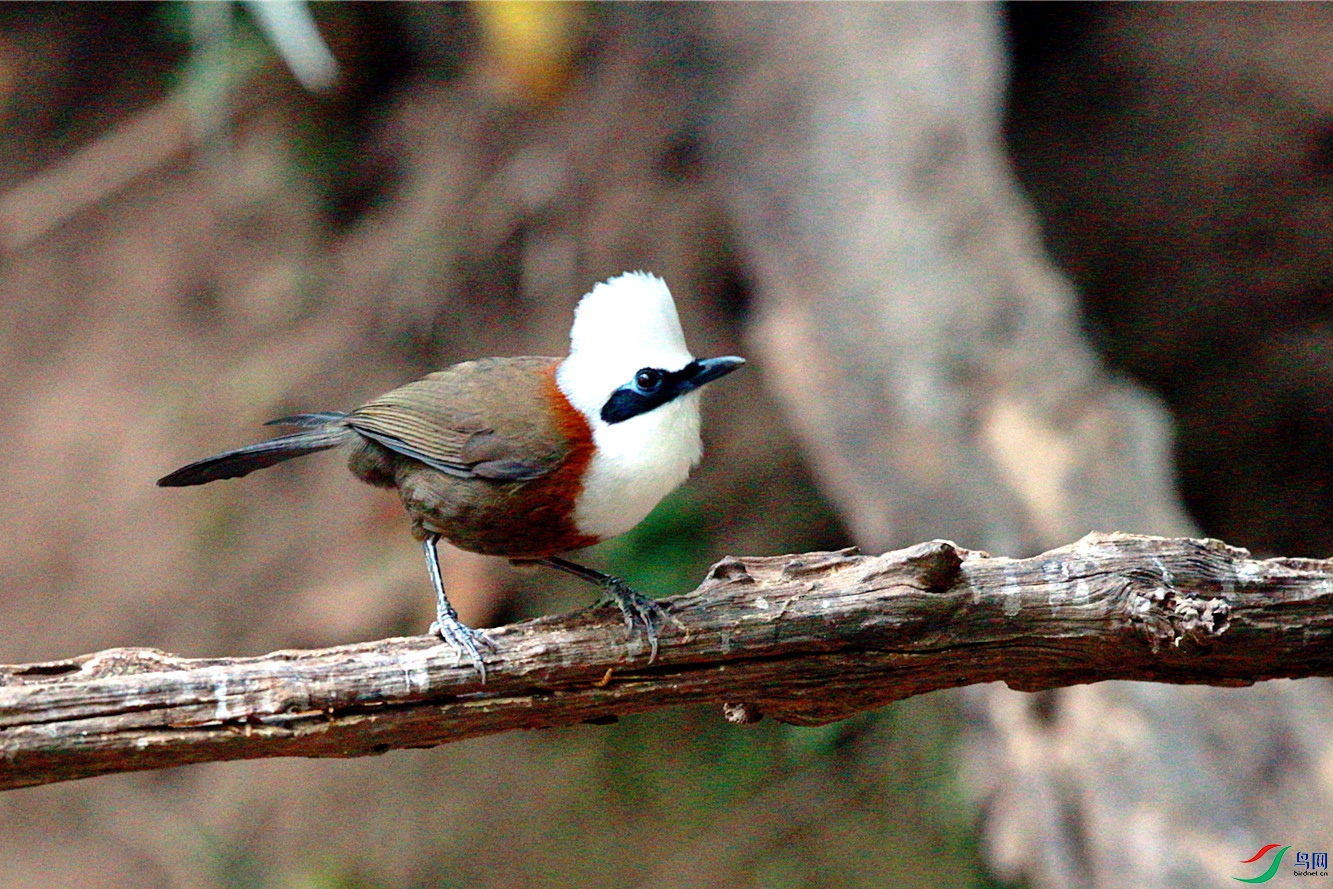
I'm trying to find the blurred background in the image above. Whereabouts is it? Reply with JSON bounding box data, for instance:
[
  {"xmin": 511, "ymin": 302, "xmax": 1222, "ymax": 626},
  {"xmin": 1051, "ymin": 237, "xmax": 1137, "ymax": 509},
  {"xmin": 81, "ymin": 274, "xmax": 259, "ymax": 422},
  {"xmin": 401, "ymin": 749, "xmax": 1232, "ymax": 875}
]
[{"xmin": 0, "ymin": 3, "xmax": 1331, "ymax": 887}]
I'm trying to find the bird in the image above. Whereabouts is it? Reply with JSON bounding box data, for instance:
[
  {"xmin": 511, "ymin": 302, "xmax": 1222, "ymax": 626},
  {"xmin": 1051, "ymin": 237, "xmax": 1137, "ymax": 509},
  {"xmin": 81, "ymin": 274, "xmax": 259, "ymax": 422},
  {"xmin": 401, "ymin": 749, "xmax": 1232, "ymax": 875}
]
[{"xmin": 158, "ymin": 271, "xmax": 745, "ymax": 681}]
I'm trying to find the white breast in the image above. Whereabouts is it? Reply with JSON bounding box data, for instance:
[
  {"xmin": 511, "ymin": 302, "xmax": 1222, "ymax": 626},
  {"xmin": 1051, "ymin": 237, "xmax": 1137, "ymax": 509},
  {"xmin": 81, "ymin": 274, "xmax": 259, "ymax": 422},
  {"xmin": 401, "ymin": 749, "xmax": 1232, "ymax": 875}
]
[{"xmin": 571, "ymin": 391, "xmax": 703, "ymax": 540}]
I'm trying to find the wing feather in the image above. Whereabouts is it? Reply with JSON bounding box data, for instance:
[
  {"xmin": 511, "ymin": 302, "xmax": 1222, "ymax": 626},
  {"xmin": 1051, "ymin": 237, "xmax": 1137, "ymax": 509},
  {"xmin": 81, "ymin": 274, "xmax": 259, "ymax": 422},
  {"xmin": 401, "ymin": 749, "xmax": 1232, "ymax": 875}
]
[{"xmin": 346, "ymin": 356, "xmax": 570, "ymax": 482}]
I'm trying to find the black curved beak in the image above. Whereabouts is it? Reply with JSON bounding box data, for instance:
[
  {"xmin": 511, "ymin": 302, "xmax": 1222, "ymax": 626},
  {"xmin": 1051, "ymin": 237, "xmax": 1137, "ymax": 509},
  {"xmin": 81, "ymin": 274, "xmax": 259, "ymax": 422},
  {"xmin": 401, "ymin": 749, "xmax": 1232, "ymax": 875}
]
[{"xmin": 678, "ymin": 355, "xmax": 746, "ymax": 395}]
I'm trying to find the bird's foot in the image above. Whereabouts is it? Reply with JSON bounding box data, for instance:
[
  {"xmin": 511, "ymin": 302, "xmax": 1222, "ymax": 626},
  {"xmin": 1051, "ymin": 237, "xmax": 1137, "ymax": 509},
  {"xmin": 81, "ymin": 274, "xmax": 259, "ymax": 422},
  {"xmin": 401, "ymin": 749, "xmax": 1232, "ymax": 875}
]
[
  {"xmin": 428, "ymin": 616, "xmax": 496, "ymax": 683},
  {"xmin": 536, "ymin": 556, "xmax": 676, "ymax": 663},
  {"xmin": 596, "ymin": 577, "xmax": 669, "ymax": 663}
]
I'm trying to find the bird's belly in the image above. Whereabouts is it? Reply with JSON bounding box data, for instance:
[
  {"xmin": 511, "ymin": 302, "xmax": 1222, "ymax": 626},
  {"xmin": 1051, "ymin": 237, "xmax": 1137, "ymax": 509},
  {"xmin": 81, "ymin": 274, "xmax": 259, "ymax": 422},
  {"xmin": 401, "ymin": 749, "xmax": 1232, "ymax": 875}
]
[{"xmin": 395, "ymin": 467, "xmax": 599, "ymax": 558}]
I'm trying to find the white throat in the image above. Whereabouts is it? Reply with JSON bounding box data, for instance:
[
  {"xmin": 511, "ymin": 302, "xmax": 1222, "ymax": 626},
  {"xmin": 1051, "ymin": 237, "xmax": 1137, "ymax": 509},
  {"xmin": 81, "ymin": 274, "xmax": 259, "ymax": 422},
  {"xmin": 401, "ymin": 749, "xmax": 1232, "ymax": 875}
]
[{"xmin": 555, "ymin": 272, "xmax": 705, "ymax": 539}]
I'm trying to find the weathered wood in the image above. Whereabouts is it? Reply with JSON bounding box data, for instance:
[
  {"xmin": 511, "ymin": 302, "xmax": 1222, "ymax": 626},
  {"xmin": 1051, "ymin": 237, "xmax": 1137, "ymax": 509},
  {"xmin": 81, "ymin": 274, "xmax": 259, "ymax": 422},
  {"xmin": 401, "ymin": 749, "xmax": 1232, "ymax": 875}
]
[{"xmin": 3, "ymin": 532, "xmax": 1331, "ymax": 791}]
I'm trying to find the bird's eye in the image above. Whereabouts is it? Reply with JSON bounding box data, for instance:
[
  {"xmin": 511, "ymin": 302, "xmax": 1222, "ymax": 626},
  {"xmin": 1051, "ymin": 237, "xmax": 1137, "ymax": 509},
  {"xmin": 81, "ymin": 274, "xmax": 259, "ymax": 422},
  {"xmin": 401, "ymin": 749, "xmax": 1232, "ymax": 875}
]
[{"xmin": 634, "ymin": 368, "xmax": 663, "ymax": 392}]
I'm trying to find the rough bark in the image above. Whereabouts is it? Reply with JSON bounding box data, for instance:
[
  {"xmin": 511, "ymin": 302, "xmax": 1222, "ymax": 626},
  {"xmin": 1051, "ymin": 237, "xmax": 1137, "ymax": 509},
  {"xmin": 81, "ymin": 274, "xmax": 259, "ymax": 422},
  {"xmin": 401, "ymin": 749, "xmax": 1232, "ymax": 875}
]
[{"xmin": 4, "ymin": 532, "xmax": 1331, "ymax": 792}]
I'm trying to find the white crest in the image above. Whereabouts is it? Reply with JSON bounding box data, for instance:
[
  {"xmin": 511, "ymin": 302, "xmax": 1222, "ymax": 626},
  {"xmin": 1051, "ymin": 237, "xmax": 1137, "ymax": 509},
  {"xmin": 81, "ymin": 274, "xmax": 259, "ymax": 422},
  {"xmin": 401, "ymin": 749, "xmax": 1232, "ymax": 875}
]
[
  {"xmin": 556, "ymin": 272, "xmax": 705, "ymax": 540},
  {"xmin": 557, "ymin": 271, "xmax": 696, "ymax": 420}
]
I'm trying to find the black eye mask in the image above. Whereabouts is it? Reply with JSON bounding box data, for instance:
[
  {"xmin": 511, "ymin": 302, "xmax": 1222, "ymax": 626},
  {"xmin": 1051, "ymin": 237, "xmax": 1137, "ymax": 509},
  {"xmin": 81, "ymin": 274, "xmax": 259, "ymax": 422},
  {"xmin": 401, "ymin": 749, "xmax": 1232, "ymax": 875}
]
[
  {"xmin": 599, "ymin": 356, "xmax": 746, "ymax": 424},
  {"xmin": 600, "ymin": 362, "xmax": 702, "ymax": 424}
]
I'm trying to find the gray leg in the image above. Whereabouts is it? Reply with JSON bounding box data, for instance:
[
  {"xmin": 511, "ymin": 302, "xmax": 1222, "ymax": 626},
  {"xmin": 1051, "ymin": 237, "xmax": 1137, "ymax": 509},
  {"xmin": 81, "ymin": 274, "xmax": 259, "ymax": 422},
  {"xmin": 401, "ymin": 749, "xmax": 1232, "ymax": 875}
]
[
  {"xmin": 540, "ymin": 556, "xmax": 664, "ymax": 662},
  {"xmin": 423, "ymin": 533, "xmax": 492, "ymax": 682}
]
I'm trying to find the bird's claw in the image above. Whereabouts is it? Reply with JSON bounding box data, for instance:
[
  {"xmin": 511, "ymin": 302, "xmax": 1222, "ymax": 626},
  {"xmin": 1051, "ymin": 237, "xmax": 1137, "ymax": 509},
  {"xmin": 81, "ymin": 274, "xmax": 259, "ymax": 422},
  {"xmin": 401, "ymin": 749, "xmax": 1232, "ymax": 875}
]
[
  {"xmin": 599, "ymin": 579, "xmax": 668, "ymax": 663},
  {"xmin": 429, "ymin": 618, "xmax": 495, "ymax": 683},
  {"xmin": 536, "ymin": 557, "xmax": 674, "ymax": 664}
]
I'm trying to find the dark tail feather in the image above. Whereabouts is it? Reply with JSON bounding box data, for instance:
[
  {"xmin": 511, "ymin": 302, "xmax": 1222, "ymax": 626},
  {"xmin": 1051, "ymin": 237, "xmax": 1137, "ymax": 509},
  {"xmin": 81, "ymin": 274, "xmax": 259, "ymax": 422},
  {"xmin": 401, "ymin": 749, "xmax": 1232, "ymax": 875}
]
[
  {"xmin": 265, "ymin": 411, "xmax": 349, "ymax": 429},
  {"xmin": 157, "ymin": 425, "xmax": 354, "ymax": 487}
]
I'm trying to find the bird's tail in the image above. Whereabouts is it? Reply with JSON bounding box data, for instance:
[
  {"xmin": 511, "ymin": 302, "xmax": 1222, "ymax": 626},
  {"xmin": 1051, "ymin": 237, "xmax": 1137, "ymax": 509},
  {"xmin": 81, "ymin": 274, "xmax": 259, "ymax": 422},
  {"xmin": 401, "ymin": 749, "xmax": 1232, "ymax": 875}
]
[{"xmin": 157, "ymin": 413, "xmax": 354, "ymax": 487}]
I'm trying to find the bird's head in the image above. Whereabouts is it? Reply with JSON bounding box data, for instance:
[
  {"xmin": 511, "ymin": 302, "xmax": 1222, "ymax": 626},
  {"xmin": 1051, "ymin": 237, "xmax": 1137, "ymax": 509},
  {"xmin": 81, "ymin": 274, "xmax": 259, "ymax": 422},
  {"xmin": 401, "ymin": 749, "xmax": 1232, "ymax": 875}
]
[{"xmin": 556, "ymin": 272, "xmax": 744, "ymax": 433}]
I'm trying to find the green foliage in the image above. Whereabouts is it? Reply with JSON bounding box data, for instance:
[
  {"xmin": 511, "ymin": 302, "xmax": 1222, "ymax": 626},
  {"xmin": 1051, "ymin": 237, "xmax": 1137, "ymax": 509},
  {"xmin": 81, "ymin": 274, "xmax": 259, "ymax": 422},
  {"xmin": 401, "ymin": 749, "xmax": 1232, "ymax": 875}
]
[
  {"xmin": 568, "ymin": 692, "xmax": 1018, "ymax": 889},
  {"xmin": 596, "ymin": 486, "xmax": 712, "ymax": 598},
  {"xmin": 286, "ymin": 865, "xmax": 394, "ymax": 889}
]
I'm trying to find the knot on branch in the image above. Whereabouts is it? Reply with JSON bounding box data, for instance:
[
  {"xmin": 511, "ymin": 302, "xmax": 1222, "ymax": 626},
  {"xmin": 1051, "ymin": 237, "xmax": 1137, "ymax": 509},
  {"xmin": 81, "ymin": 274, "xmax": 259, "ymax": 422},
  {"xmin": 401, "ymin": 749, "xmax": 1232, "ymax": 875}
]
[
  {"xmin": 1125, "ymin": 563, "xmax": 1232, "ymax": 652},
  {"xmin": 1, "ymin": 647, "xmax": 187, "ymax": 684},
  {"xmin": 721, "ymin": 701, "xmax": 764, "ymax": 725},
  {"xmin": 858, "ymin": 539, "xmax": 965, "ymax": 592},
  {"xmin": 702, "ymin": 547, "xmax": 866, "ymax": 589},
  {"xmin": 704, "ymin": 556, "xmax": 757, "ymax": 585},
  {"xmin": 700, "ymin": 543, "xmax": 965, "ymax": 614},
  {"xmin": 1171, "ymin": 595, "xmax": 1232, "ymax": 644}
]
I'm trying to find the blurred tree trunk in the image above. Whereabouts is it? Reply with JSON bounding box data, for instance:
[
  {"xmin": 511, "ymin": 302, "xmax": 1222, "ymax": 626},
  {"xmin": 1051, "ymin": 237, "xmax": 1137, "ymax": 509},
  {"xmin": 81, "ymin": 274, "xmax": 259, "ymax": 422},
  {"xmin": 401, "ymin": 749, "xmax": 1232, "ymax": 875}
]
[{"xmin": 691, "ymin": 5, "xmax": 1327, "ymax": 889}]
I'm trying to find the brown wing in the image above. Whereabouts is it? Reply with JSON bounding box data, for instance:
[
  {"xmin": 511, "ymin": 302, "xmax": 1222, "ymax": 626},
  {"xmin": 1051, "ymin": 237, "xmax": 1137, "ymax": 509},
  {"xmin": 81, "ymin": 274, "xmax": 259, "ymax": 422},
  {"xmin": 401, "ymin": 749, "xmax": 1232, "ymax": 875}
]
[{"xmin": 346, "ymin": 356, "xmax": 571, "ymax": 481}]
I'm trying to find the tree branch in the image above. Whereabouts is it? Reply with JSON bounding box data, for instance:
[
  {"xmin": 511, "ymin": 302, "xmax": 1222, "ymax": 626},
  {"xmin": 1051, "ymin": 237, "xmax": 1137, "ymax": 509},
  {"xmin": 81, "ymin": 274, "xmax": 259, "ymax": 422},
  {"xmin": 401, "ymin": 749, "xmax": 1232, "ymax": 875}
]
[{"xmin": 4, "ymin": 532, "xmax": 1332, "ymax": 791}]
